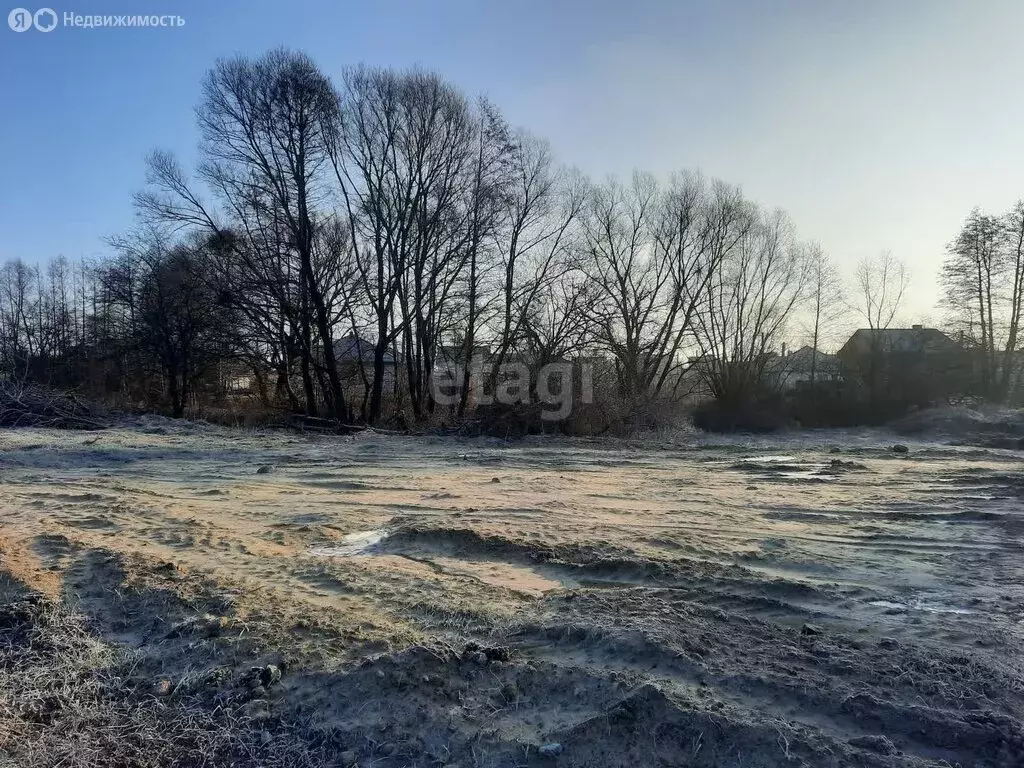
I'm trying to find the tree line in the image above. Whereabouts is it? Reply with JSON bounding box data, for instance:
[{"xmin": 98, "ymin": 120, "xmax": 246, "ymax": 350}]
[
  {"xmin": 2, "ymin": 48, "xmax": 1022, "ymax": 427},
  {"xmin": 941, "ymin": 203, "xmax": 1024, "ymax": 401}
]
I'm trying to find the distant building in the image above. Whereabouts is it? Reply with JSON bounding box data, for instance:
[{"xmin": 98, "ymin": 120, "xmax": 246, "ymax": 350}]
[
  {"xmin": 837, "ymin": 325, "xmax": 968, "ymax": 405},
  {"xmin": 774, "ymin": 346, "xmax": 842, "ymax": 390},
  {"xmin": 333, "ymin": 335, "xmax": 400, "ymax": 390},
  {"xmin": 838, "ymin": 325, "xmax": 959, "ymax": 359}
]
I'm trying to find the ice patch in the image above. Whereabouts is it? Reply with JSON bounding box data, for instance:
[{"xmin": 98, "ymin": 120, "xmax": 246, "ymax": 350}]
[
  {"xmin": 309, "ymin": 528, "xmax": 387, "ymax": 557},
  {"xmin": 308, "ymin": 527, "xmax": 564, "ymax": 597},
  {"xmin": 779, "ymin": 469, "xmax": 838, "ymax": 482},
  {"xmin": 868, "ymin": 599, "xmax": 975, "ymax": 615}
]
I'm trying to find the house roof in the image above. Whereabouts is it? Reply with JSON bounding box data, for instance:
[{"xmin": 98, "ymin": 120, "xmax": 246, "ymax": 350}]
[
  {"xmin": 333, "ymin": 335, "xmax": 399, "ymax": 365},
  {"xmin": 839, "ymin": 327, "xmax": 958, "ymax": 356}
]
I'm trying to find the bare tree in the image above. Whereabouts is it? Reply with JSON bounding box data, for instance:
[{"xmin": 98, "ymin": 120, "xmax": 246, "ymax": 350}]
[
  {"xmin": 331, "ymin": 66, "xmax": 478, "ymax": 422},
  {"xmin": 485, "ymin": 138, "xmax": 584, "ymax": 399},
  {"xmin": 580, "ymin": 173, "xmax": 661, "ymax": 401},
  {"xmin": 454, "ymin": 100, "xmax": 515, "ymax": 415},
  {"xmin": 139, "ymin": 49, "xmax": 349, "ymax": 419},
  {"xmin": 855, "ymin": 250, "xmax": 908, "ymax": 331},
  {"xmin": 1001, "ymin": 201, "xmax": 1024, "ymax": 398},
  {"xmin": 942, "ymin": 210, "xmax": 1004, "ymax": 397},
  {"xmin": 941, "ymin": 204, "xmax": 1024, "ymax": 401},
  {"xmin": 802, "ymin": 243, "xmax": 846, "ymax": 383},
  {"xmin": 581, "ymin": 172, "xmax": 743, "ymax": 408},
  {"xmin": 329, "ymin": 66, "xmax": 407, "ymax": 423},
  {"xmin": 691, "ymin": 207, "xmax": 808, "ymax": 405},
  {"xmin": 852, "ymin": 250, "xmax": 909, "ymax": 402},
  {"xmin": 107, "ymin": 231, "xmax": 231, "ymax": 417},
  {"xmin": 0, "ymin": 259, "xmax": 40, "ymax": 381}
]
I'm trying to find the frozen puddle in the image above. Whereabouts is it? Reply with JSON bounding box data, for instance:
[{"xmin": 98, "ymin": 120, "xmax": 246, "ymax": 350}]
[
  {"xmin": 868, "ymin": 599, "xmax": 975, "ymax": 615},
  {"xmin": 779, "ymin": 469, "xmax": 838, "ymax": 482},
  {"xmin": 309, "ymin": 528, "xmax": 387, "ymax": 557},
  {"xmin": 308, "ymin": 528, "xmax": 563, "ymax": 597}
]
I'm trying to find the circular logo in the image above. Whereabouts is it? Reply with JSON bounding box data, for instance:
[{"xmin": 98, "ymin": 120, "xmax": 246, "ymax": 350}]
[
  {"xmin": 8, "ymin": 7, "xmax": 33, "ymax": 31},
  {"xmin": 33, "ymin": 7, "xmax": 57, "ymax": 31}
]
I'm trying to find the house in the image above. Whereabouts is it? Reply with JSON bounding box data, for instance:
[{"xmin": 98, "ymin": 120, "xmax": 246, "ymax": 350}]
[
  {"xmin": 837, "ymin": 325, "xmax": 968, "ymax": 405},
  {"xmin": 773, "ymin": 346, "xmax": 842, "ymax": 390},
  {"xmin": 838, "ymin": 325, "xmax": 959, "ymax": 359},
  {"xmin": 333, "ymin": 335, "xmax": 400, "ymax": 390}
]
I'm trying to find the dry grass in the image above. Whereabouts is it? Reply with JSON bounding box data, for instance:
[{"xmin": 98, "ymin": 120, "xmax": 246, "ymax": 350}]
[{"xmin": 0, "ymin": 595, "xmax": 362, "ymax": 768}]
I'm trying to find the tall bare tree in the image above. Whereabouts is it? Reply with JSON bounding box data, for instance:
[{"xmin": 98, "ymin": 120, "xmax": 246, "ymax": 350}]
[
  {"xmin": 581, "ymin": 173, "xmax": 745, "ymax": 406},
  {"xmin": 802, "ymin": 242, "xmax": 846, "ymax": 383},
  {"xmin": 486, "ymin": 138, "xmax": 584, "ymax": 395},
  {"xmin": 941, "ymin": 210, "xmax": 1003, "ymax": 396},
  {"xmin": 855, "ymin": 250, "xmax": 908, "ymax": 331},
  {"xmin": 691, "ymin": 207, "xmax": 807, "ymax": 404},
  {"xmin": 852, "ymin": 250, "xmax": 909, "ymax": 402},
  {"xmin": 455, "ymin": 100, "xmax": 515, "ymax": 414},
  {"xmin": 1001, "ymin": 201, "xmax": 1024, "ymax": 398},
  {"xmin": 139, "ymin": 49, "xmax": 348, "ymax": 418},
  {"xmin": 331, "ymin": 66, "xmax": 478, "ymax": 421}
]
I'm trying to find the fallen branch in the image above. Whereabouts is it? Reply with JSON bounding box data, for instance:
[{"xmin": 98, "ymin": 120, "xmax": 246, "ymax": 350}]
[{"xmin": 0, "ymin": 383, "xmax": 108, "ymax": 430}]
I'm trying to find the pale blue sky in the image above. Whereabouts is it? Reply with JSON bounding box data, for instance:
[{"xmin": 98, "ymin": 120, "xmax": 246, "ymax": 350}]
[{"xmin": 2, "ymin": 0, "xmax": 1022, "ymax": 320}]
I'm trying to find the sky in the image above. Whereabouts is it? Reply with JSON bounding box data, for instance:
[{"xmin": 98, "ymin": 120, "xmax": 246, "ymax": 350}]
[{"xmin": 2, "ymin": 0, "xmax": 1023, "ymax": 326}]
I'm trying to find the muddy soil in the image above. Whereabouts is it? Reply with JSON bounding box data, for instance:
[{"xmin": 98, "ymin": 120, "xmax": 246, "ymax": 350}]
[{"xmin": 1, "ymin": 420, "xmax": 1022, "ymax": 767}]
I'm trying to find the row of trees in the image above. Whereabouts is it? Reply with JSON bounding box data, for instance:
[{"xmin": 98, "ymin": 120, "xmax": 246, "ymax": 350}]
[
  {"xmin": 941, "ymin": 204, "xmax": 1024, "ymax": 401},
  {"xmin": 2, "ymin": 47, "xmax": 1020, "ymax": 427},
  {"xmin": 100, "ymin": 49, "xmax": 847, "ymax": 422},
  {"xmin": 0, "ymin": 241, "xmax": 234, "ymax": 417}
]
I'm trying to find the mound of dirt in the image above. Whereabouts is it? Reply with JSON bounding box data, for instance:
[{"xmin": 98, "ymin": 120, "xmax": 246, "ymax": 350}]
[{"xmin": 890, "ymin": 405, "xmax": 1024, "ymax": 443}]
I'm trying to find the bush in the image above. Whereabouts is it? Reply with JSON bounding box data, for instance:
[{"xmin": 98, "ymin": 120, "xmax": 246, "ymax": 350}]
[
  {"xmin": 691, "ymin": 398, "xmax": 796, "ymax": 433},
  {"xmin": 463, "ymin": 402, "xmax": 551, "ymax": 438}
]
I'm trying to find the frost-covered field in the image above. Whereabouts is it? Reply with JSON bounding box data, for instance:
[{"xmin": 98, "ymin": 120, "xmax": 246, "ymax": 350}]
[{"xmin": 1, "ymin": 420, "xmax": 1022, "ymax": 766}]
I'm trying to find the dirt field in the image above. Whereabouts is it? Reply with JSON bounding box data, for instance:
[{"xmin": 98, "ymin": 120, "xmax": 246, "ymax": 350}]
[{"xmin": 1, "ymin": 419, "xmax": 1023, "ymax": 767}]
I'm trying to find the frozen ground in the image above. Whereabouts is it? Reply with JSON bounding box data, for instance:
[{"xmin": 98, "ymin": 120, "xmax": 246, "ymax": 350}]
[{"xmin": 1, "ymin": 419, "xmax": 1023, "ymax": 766}]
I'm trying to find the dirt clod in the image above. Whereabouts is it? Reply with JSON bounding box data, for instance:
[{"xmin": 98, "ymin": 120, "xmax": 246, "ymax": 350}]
[{"xmin": 245, "ymin": 665, "xmax": 282, "ymax": 689}]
